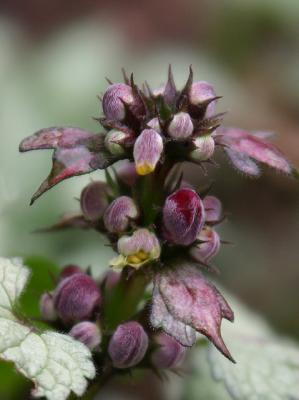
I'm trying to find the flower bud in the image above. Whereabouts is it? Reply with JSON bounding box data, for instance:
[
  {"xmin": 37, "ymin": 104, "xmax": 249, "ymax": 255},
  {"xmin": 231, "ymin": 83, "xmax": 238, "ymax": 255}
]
[
  {"xmin": 190, "ymin": 227, "xmax": 220, "ymax": 263},
  {"xmin": 147, "ymin": 117, "xmax": 162, "ymax": 133},
  {"xmin": 102, "ymin": 83, "xmax": 144, "ymax": 121},
  {"xmin": 103, "ymin": 270, "xmax": 121, "ymax": 291},
  {"xmin": 168, "ymin": 112, "xmax": 193, "ymax": 140},
  {"xmin": 59, "ymin": 264, "xmax": 82, "ymax": 280},
  {"xmin": 133, "ymin": 129, "xmax": 163, "ymax": 175},
  {"xmin": 103, "ymin": 196, "xmax": 139, "ymax": 233},
  {"xmin": 116, "ymin": 160, "xmax": 138, "ymax": 187},
  {"xmin": 40, "ymin": 292, "xmax": 57, "ymax": 321},
  {"xmin": 189, "ymin": 81, "xmax": 216, "ymax": 117},
  {"xmin": 203, "ymin": 196, "xmax": 222, "ymax": 223},
  {"xmin": 108, "ymin": 321, "xmax": 149, "ymax": 369},
  {"xmin": 80, "ymin": 181, "xmax": 109, "ymax": 222},
  {"xmin": 54, "ymin": 273, "xmax": 102, "ymax": 324},
  {"xmin": 104, "ymin": 129, "xmax": 133, "ymax": 156},
  {"xmin": 110, "ymin": 228, "xmax": 161, "ymax": 270},
  {"xmin": 151, "ymin": 333, "xmax": 186, "ymax": 369},
  {"xmin": 162, "ymin": 188, "xmax": 205, "ymax": 246},
  {"xmin": 189, "ymin": 135, "xmax": 215, "ymax": 162},
  {"xmin": 69, "ymin": 321, "xmax": 102, "ymax": 350}
]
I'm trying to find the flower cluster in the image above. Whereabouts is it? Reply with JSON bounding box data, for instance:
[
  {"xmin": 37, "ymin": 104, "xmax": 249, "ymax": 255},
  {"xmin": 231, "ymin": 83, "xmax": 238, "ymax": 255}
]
[{"xmin": 20, "ymin": 67, "xmax": 296, "ymax": 376}]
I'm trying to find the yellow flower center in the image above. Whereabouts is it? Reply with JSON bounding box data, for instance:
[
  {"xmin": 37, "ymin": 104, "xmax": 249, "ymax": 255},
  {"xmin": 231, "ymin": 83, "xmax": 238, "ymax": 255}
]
[
  {"xmin": 127, "ymin": 250, "xmax": 149, "ymax": 264},
  {"xmin": 136, "ymin": 163, "xmax": 155, "ymax": 176}
]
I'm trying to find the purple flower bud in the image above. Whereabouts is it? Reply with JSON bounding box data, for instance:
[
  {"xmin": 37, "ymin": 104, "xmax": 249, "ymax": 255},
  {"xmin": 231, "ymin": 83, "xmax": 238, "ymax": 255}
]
[
  {"xmin": 190, "ymin": 135, "xmax": 215, "ymax": 162},
  {"xmin": 54, "ymin": 273, "xmax": 102, "ymax": 324},
  {"xmin": 104, "ymin": 129, "xmax": 133, "ymax": 156},
  {"xmin": 110, "ymin": 228, "xmax": 161, "ymax": 270},
  {"xmin": 40, "ymin": 293, "xmax": 57, "ymax": 321},
  {"xmin": 80, "ymin": 181, "xmax": 109, "ymax": 221},
  {"xmin": 116, "ymin": 160, "xmax": 138, "ymax": 187},
  {"xmin": 133, "ymin": 129, "xmax": 163, "ymax": 175},
  {"xmin": 59, "ymin": 264, "xmax": 83, "ymax": 280},
  {"xmin": 147, "ymin": 117, "xmax": 162, "ymax": 133},
  {"xmin": 103, "ymin": 270, "xmax": 121, "ymax": 291},
  {"xmin": 69, "ymin": 321, "xmax": 102, "ymax": 350},
  {"xmin": 102, "ymin": 83, "xmax": 144, "ymax": 121},
  {"xmin": 168, "ymin": 112, "xmax": 193, "ymax": 140},
  {"xmin": 203, "ymin": 196, "xmax": 222, "ymax": 223},
  {"xmin": 103, "ymin": 196, "xmax": 139, "ymax": 233},
  {"xmin": 151, "ymin": 332, "xmax": 186, "ymax": 369},
  {"xmin": 190, "ymin": 227, "xmax": 220, "ymax": 263},
  {"xmin": 189, "ymin": 81, "xmax": 217, "ymax": 117},
  {"xmin": 108, "ymin": 321, "xmax": 149, "ymax": 369},
  {"xmin": 162, "ymin": 188, "xmax": 205, "ymax": 246}
]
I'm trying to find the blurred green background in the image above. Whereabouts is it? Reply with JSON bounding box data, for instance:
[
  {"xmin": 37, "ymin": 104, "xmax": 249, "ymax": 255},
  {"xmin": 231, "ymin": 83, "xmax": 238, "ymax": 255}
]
[{"xmin": 0, "ymin": 0, "xmax": 298, "ymax": 398}]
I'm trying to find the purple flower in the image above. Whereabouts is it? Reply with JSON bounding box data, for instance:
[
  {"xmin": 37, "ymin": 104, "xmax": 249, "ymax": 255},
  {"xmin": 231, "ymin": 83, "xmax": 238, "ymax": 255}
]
[
  {"xmin": 103, "ymin": 196, "xmax": 139, "ymax": 233},
  {"xmin": 80, "ymin": 181, "xmax": 109, "ymax": 222},
  {"xmin": 151, "ymin": 332, "xmax": 186, "ymax": 369},
  {"xmin": 168, "ymin": 112, "xmax": 193, "ymax": 140},
  {"xmin": 108, "ymin": 321, "xmax": 149, "ymax": 368},
  {"xmin": 40, "ymin": 293, "xmax": 56, "ymax": 321},
  {"xmin": 190, "ymin": 135, "xmax": 215, "ymax": 162},
  {"xmin": 203, "ymin": 196, "xmax": 222, "ymax": 223},
  {"xmin": 189, "ymin": 81, "xmax": 217, "ymax": 117},
  {"xmin": 162, "ymin": 188, "xmax": 205, "ymax": 246},
  {"xmin": 69, "ymin": 321, "xmax": 102, "ymax": 350},
  {"xmin": 116, "ymin": 160, "xmax": 138, "ymax": 187},
  {"xmin": 190, "ymin": 227, "xmax": 221, "ymax": 263},
  {"xmin": 133, "ymin": 129, "xmax": 163, "ymax": 175}
]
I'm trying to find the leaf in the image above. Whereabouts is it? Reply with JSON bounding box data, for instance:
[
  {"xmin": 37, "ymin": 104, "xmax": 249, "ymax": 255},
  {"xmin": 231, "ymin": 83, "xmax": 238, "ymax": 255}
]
[
  {"xmin": 187, "ymin": 290, "xmax": 299, "ymax": 400},
  {"xmin": 150, "ymin": 262, "xmax": 234, "ymax": 362},
  {"xmin": 0, "ymin": 257, "xmax": 96, "ymax": 400},
  {"xmin": 19, "ymin": 127, "xmax": 113, "ymax": 204},
  {"xmin": 216, "ymin": 127, "xmax": 292, "ymax": 176}
]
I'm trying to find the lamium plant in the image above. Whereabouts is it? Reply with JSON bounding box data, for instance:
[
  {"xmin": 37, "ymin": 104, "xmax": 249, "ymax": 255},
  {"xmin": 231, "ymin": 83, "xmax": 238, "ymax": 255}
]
[{"xmin": 0, "ymin": 67, "xmax": 297, "ymax": 400}]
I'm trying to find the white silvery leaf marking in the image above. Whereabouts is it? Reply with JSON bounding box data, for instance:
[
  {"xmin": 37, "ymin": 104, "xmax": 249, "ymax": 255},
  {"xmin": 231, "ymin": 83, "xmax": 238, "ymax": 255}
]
[
  {"xmin": 0, "ymin": 257, "xmax": 96, "ymax": 400},
  {"xmin": 185, "ymin": 289, "xmax": 299, "ymax": 400}
]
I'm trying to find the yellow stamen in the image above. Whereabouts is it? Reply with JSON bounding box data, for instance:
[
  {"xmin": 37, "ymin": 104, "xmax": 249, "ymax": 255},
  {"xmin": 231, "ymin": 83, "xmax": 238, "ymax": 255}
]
[{"xmin": 136, "ymin": 163, "xmax": 155, "ymax": 176}]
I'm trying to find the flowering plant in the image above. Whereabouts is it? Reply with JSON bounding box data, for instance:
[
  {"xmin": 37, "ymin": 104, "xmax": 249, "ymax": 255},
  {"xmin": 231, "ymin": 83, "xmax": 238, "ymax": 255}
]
[{"xmin": 0, "ymin": 67, "xmax": 297, "ymax": 399}]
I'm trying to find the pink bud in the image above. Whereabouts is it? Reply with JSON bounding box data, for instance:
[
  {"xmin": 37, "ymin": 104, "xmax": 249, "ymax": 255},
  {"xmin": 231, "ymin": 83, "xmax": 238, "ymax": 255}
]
[
  {"xmin": 151, "ymin": 332, "xmax": 186, "ymax": 369},
  {"xmin": 103, "ymin": 196, "xmax": 139, "ymax": 233},
  {"xmin": 40, "ymin": 293, "xmax": 57, "ymax": 321},
  {"xmin": 190, "ymin": 227, "xmax": 220, "ymax": 263},
  {"xmin": 80, "ymin": 181, "xmax": 109, "ymax": 222},
  {"xmin": 69, "ymin": 321, "xmax": 102, "ymax": 350},
  {"xmin": 147, "ymin": 117, "xmax": 162, "ymax": 133},
  {"xmin": 162, "ymin": 188, "xmax": 205, "ymax": 246},
  {"xmin": 189, "ymin": 81, "xmax": 217, "ymax": 117},
  {"xmin": 190, "ymin": 135, "xmax": 215, "ymax": 161},
  {"xmin": 116, "ymin": 160, "xmax": 138, "ymax": 187},
  {"xmin": 54, "ymin": 273, "xmax": 102, "ymax": 324},
  {"xmin": 133, "ymin": 129, "xmax": 163, "ymax": 175},
  {"xmin": 108, "ymin": 321, "xmax": 149, "ymax": 368},
  {"xmin": 104, "ymin": 129, "xmax": 133, "ymax": 156},
  {"xmin": 102, "ymin": 83, "xmax": 144, "ymax": 121},
  {"xmin": 168, "ymin": 112, "xmax": 193, "ymax": 140},
  {"xmin": 203, "ymin": 196, "xmax": 222, "ymax": 223},
  {"xmin": 59, "ymin": 264, "xmax": 82, "ymax": 280}
]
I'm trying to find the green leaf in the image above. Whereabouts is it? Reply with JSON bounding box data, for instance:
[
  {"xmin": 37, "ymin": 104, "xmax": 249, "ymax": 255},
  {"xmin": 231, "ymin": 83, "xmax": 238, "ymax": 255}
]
[
  {"xmin": 184, "ymin": 290, "xmax": 299, "ymax": 400},
  {"xmin": 0, "ymin": 257, "xmax": 96, "ymax": 400}
]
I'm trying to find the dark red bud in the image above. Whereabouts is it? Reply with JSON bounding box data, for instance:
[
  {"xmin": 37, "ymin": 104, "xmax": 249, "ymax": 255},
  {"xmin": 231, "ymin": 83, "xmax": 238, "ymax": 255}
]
[
  {"xmin": 162, "ymin": 188, "xmax": 205, "ymax": 246},
  {"xmin": 108, "ymin": 321, "xmax": 149, "ymax": 369},
  {"xmin": 54, "ymin": 273, "xmax": 102, "ymax": 324},
  {"xmin": 151, "ymin": 332, "xmax": 186, "ymax": 369},
  {"xmin": 59, "ymin": 264, "xmax": 82, "ymax": 281}
]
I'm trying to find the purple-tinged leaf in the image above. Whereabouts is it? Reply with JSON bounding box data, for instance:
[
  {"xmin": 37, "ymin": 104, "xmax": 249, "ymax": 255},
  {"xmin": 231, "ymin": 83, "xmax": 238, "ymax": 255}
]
[
  {"xmin": 35, "ymin": 213, "xmax": 91, "ymax": 233},
  {"xmin": 216, "ymin": 127, "xmax": 292, "ymax": 175},
  {"xmin": 225, "ymin": 148, "xmax": 261, "ymax": 177},
  {"xmin": 19, "ymin": 127, "xmax": 113, "ymax": 204},
  {"xmin": 150, "ymin": 263, "xmax": 235, "ymax": 362}
]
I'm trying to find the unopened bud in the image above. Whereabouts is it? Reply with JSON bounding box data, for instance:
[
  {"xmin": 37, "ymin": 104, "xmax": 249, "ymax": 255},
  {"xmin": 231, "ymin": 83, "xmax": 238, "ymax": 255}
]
[
  {"xmin": 110, "ymin": 228, "xmax": 161, "ymax": 270},
  {"xmin": 40, "ymin": 292, "xmax": 57, "ymax": 321},
  {"xmin": 189, "ymin": 81, "xmax": 217, "ymax": 117},
  {"xmin": 133, "ymin": 129, "xmax": 163, "ymax": 175},
  {"xmin": 59, "ymin": 264, "xmax": 82, "ymax": 280},
  {"xmin": 103, "ymin": 270, "xmax": 121, "ymax": 291},
  {"xmin": 162, "ymin": 188, "xmax": 205, "ymax": 246},
  {"xmin": 104, "ymin": 129, "xmax": 133, "ymax": 156},
  {"xmin": 108, "ymin": 321, "xmax": 149, "ymax": 369},
  {"xmin": 54, "ymin": 273, "xmax": 102, "ymax": 324},
  {"xmin": 203, "ymin": 196, "xmax": 222, "ymax": 223},
  {"xmin": 190, "ymin": 227, "xmax": 220, "ymax": 263},
  {"xmin": 102, "ymin": 83, "xmax": 144, "ymax": 121},
  {"xmin": 103, "ymin": 196, "xmax": 139, "ymax": 233},
  {"xmin": 168, "ymin": 112, "xmax": 193, "ymax": 140},
  {"xmin": 69, "ymin": 321, "xmax": 102, "ymax": 350},
  {"xmin": 80, "ymin": 181, "xmax": 110, "ymax": 222},
  {"xmin": 116, "ymin": 160, "xmax": 138, "ymax": 187},
  {"xmin": 151, "ymin": 332, "xmax": 186, "ymax": 369},
  {"xmin": 190, "ymin": 135, "xmax": 215, "ymax": 162},
  {"xmin": 147, "ymin": 117, "xmax": 162, "ymax": 133}
]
